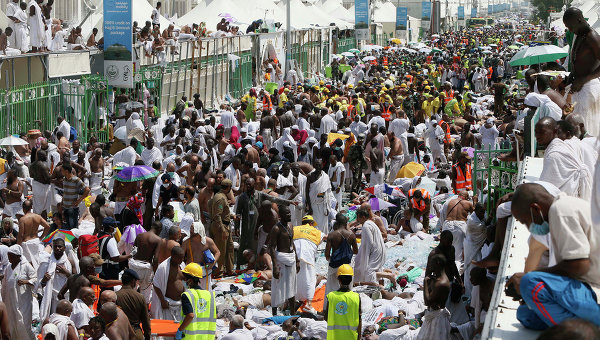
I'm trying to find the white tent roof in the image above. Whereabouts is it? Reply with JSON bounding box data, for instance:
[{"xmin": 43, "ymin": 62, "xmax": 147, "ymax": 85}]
[
  {"xmin": 132, "ymin": 0, "xmax": 173, "ymax": 28},
  {"xmin": 328, "ymin": 4, "xmax": 354, "ymax": 23},
  {"xmin": 276, "ymin": 0, "xmax": 352, "ymax": 29},
  {"xmin": 179, "ymin": 0, "xmax": 257, "ymax": 29},
  {"xmin": 373, "ymin": 1, "xmax": 396, "ymax": 23},
  {"xmin": 320, "ymin": 0, "xmax": 343, "ymax": 13}
]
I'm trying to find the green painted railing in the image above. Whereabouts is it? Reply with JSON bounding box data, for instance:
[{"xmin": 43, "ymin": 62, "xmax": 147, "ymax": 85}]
[
  {"xmin": 473, "ymin": 146, "xmax": 519, "ymax": 219},
  {"xmin": 0, "ymin": 76, "xmax": 110, "ymax": 143}
]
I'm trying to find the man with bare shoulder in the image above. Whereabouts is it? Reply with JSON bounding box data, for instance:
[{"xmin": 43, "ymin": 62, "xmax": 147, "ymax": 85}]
[
  {"xmin": 129, "ymin": 221, "xmax": 162, "ymax": 301},
  {"xmin": 157, "ymin": 226, "xmax": 181, "ymax": 264},
  {"xmin": 100, "ymin": 302, "xmax": 136, "ymax": 340},
  {"xmin": 419, "ymin": 254, "xmax": 452, "ymax": 339},
  {"xmin": 441, "ymin": 191, "xmax": 473, "ymax": 262},
  {"xmin": 564, "ymin": 7, "xmax": 600, "ymax": 136},
  {"xmin": 18, "ymin": 199, "xmax": 50, "ymax": 267},
  {"xmin": 182, "ymin": 221, "xmax": 220, "ymax": 290}
]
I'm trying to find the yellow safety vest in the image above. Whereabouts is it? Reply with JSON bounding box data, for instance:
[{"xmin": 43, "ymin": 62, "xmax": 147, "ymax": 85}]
[
  {"xmin": 327, "ymin": 290, "xmax": 360, "ymax": 340},
  {"xmin": 293, "ymin": 224, "xmax": 322, "ymax": 246},
  {"xmin": 181, "ymin": 289, "xmax": 217, "ymax": 339}
]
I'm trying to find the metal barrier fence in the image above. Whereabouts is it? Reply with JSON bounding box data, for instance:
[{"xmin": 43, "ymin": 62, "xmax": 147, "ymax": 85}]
[
  {"xmin": 473, "ymin": 146, "xmax": 519, "ymax": 219},
  {"xmin": 0, "ymin": 76, "xmax": 110, "ymax": 142}
]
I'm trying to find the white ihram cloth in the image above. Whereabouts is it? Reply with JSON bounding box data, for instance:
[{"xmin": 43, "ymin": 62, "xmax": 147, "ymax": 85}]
[
  {"xmin": 293, "ymin": 237, "xmax": 319, "ymax": 302},
  {"xmin": 273, "ymin": 128, "xmax": 298, "ymax": 161},
  {"xmin": 14, "ymin": 9, "xmax": 29, "ymax": 52},
  {"xmin": 572, "ymin": 78, "xmax": 600, "ymax": 137},
  {"xmin": 308, "ymin": 171, "xmax": 333, "ymax": 233},
  {"xmin": 129, "ymin": 257, "xmax": 154, "ymax": 301},
  {"xmin": 328, "ymin": 161, "xmax": 345, "ymax": 208},
  {"xmin": 593, "ymin": 153, "xmax": 600, "ymax": 228},
  {"xmin": 5, "ymin": 2, "xmax": 18, "ymax": 47},
  {"xmin": 388, "ymin": 155, "xmax": 404, "ymax": 183},
  {"xmin": 416, "ymin": 308, "xmax": 451, "ymax": 340},
  {"xmin": 463, "ymin": 213, "xmax": 486, "ymax": 297},
  {"xmin": 442, "ymin": 220, "xmax": 467, "ymax": 263},
  {"xmin": 22, "ymin": 238, "xmax": 42, "ymax": 269},
  {"xmin": 39, "ymin": 253, "xmax": 72, "ymax": 321},
  {"xmin": 354, "ymin": 220, "xmax": 386, "ymax": 283},
  {"xmin": 379, "ymin": 325, "xmax": 420, "ymax": 340},
  {"xmin": 125, "ymin": 113, "xmax": 144, "ymax": 136},
  {"xmin": 89, "ymin": 172, "xmax": 103, "ymax": 196},
  {"xmin": 2, "ymin": 260, "xmax": 36, "ymax": 340},
  {"xmin": 317, "ymin": 114, "xmax": 336, "ymax": 140},
  {"xmin": 49, "ymin": 313, "xmax": 76, "ymax": 340},
  {"xmin": 70, "ymin": 298, "xmax": 94, "ymax": 328},
  {"xmin": 32, "ymin": 180, "xmax": 52, "ymax": 214},
  {"xmin": 292, "ymin": 173, "xmax": 307, "ymax": 227},
  {"xmin": 271, "ymin": 251, "xmax": 297, "ymax": 308},
  {"xmin": 141, "ymin": 146, "xmax": 163, "ymax": 166},
  {"xmin": 221, "ymin": 328, "xmax": 254, "ymax": 340},
  {"xmin": 564, "ymin": 137, "xmax": 598, "ymax": 180},
  {"xmin": 28, "ymin": 0, "xmax": 45, "ymax": 48},
  {"xmin": 151, "ymin": 257, "xmax": 182, "ymax": 321},
  {"xmin": 539, "ymin": 138, "xmax": 592, "ymax": 201},
  {"xmin": 112, "ymin": 146, "xmax": 137, "ymax": 167}
]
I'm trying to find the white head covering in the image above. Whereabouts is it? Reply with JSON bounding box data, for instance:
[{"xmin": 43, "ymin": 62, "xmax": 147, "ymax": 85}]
[
  {"xmin": 179, "ymin": 213, "xmax": 195, "ymax": 238},
  {"xmin": 486, "ymin": 117, "xmax": 495, "ymax": 125},
  {"xmin": 524, "ymin": 92, "xmax": 548, "ymax": 107},
  {"xmin": 7, "ymin": 244, "xmax": 22, "ymax": 256},
  {"xmin": 42, "ymin": 324, "xmax": 60, "ymax": 338},
  {"xmin": 193, "ymin": 222, "xmax": 207, "ymax": 245}
]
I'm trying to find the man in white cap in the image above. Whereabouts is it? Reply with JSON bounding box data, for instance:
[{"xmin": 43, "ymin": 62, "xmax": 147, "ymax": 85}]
[{"xmin": 2, "ymin": 244, "xmax": 36, "ymax": 339}]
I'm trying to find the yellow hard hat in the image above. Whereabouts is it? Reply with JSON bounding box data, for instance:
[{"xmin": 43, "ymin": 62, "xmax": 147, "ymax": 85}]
[
  {"xmin": 302, "ymin": 215, "xmax": 315, "ymax": 223},
  {"xmin": 425, "ymin": 86, "xmax": 431, "ymax": 90},
  {"xmin": 348, "ymin": 84, "xmax": 354, "ymax": 88},
  {"xmin": 423, "ymin": 80, "xmax": 428, "ymax": 85},
  {"xmin": 337, "ymin": 264, "xmax": 354, "ymax": 277},
  {"xmin": 400, "ymin": 83, "xmax": 407, "ymax": 88},
  {"xmin": 319, "ymin": 80, "xmax": 325, "ymax": 85},
  {"xmin": 182, "ymin": 263, "xmax": 203, "ymax": 278}
]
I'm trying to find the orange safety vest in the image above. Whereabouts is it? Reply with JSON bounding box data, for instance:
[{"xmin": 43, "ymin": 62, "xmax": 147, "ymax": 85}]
[
  {"xmin": 263, "ymin": 95, "xmax": 272, "ymax": 111},
  {"xmin": 440, "ymin": 121, "xmax": 451, "ymax": 144},
  {"xmin": 453, "ymin": 163, "xmax": 472, "ymax": 192},
  {"xmin": 405, "ymin": 74, "xmax": 413, "ymax": 84},
  {"xmin": 381, "ymin": 103, "xmax": 391, "ymax": 121},
  {"xmin": 382, "ymin": 56, "xmax": 389, "ymax": 66},
  {"xmin": 443, "ymin": 89, "xmax": 454, "ymax": 104},
  {"xmin": 487, "ymin": 67, "xmax": 492, "ymax": 79},
  {"xmin": 346, "ymin": 105, "xmax": 356, "ymax": 119},
  {"xmin": 370, "ymin": 59, "xmax": 378, "ymax": 65},
  {"xmin": 408, "ymin": 188, "xmax": 430, "ymax": 212}
]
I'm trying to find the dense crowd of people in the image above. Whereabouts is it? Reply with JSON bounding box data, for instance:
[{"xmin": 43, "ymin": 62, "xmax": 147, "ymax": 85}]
[{"xmin": 0, "ymin": 5, "xmax": 598, "ymax": 340}]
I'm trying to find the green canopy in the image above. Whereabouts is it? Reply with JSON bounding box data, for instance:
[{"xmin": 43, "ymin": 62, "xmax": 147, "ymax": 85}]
[{"xmin": 509, "ymin": 45, "xmax": 568, "ymax": 67}]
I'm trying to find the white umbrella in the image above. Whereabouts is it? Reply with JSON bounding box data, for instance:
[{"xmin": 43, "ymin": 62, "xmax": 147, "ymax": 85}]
[
  {"xmin": 341, "ymin": 52, "xmax": 355, "ymax": 57},
  {"xmin": 0, "ymin": 136, "xmax": 28, "ymax": 147},
  {"xmin": 431, "ymin": 34, "xmax": 440, "ymax": 38},
  {"xmin": 362, "ymin": 56, "xmax": 376, "ymax": 61},
  {"xmin": 419, "ymin": 48, "xmax": 432, "ymax": 54},
  {"xmin": 481, "ymin": 46, "xmax": 492, "ymax": 50},
  {"xmin": 482, "ymin": 50, "xmax": 493, "ymax": 54}
]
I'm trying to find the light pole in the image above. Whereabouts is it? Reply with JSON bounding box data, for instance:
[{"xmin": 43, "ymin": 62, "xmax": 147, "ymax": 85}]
[{"xmin": 286, "ymin": 0, "xmax": 292, "ymax": 76}]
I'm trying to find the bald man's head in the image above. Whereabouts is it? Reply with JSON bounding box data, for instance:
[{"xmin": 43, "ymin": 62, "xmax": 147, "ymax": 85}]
[
  {"xmin": 510, "ymin": 183, "xmax": 554, "ymax": 230},
  {"xmin": 99, "ymin": 290, "xmax": 117, "ymax": 305},
  {"xmin": 79, "ymin": 256, "xmax": 94, "ymax": 273},
  {"xmin": 535, "ymin": 117, "xmax": 557, "ymax": 147},
  {"xmin": 99, "ymin": 302, "xmax": 119, "ymax": 323},
  {"xmin": 166, "ymin": 162, "xmax": 176, "ymax": 172},
  {"xmin": 56, "ymin": 299, "xmax": 73, "ymax": 316}
]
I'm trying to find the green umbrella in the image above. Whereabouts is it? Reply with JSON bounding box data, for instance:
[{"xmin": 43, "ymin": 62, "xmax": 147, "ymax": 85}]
[
  {"xmin": 508, "ymin": 45, "xmax": 520, "ymax": 50},
  {"xmin": 432, "ymin": 47, "xmax": 442, "ymax": 53},
  {"xmin": 509, "ymin": 45, "xmax": 568, "ymax": 67},
  {"xmin": 349, "ymin": 48, "xmax": 360, "ymax": 54}
]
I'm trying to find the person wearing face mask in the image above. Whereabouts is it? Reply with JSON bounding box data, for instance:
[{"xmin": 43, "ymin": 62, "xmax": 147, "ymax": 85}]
[
  {"xmin": 98, "ymin": 217, "xmax": 132, "ymax": 284},
  {"xmin": 176, "ymin": 263, "xmax": 216, "ymax": 340},
  {"xmin": 116, "ymin": 269, "xmax": 151, "ymax": 340},
  {"xmin": 155, "ymin": 173, "xmax": 180, "ymax": 218},
  {"xmin": 507, "ymin": 183, "xmax": 600, "ymax": 330}
]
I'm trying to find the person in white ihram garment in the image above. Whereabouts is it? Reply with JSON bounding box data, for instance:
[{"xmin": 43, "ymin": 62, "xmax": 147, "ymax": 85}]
[
  {"xmin": 426, "ymin": 119, "xmax": 447, "ymax": 164},
  {"xmin": 327, "ymin": 154, "xmax": 344, "ymax": 210},
  {"xmin": 306, "ymin": 158, "xmax": 333, "ymax": 233},
  {"xmin": 292, "ymin": 215, "xmax": 322, "ymax": 314},
  {"xmin": 2, "ymin": 244, "xmax": 36, "ymax": 340},
  {"xmin": 353, "ymin": 207, "xmax": 386, "ymax": 284}
]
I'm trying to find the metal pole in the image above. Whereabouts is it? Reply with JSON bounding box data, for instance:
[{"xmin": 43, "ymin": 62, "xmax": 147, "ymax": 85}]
[
  {"xmin": 5, "ymin": 71, "xmax": 9, "ymax": 136},
  {"xmin": 286, "ymin": 0, "xmax": 292, "ymax": 75}
]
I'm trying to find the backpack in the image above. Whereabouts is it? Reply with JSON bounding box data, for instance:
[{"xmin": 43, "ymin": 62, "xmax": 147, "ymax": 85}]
[
  {"xmin": 78, "ymin": 234, "xmax": 100, "ymax": 257},
  {"xmin": 329, "ymin": 234, "xmax": 354, "ymax": 268},
  {"xmin": 69, "ymin": 126, "xmax": 77, "ymax": 142}
]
